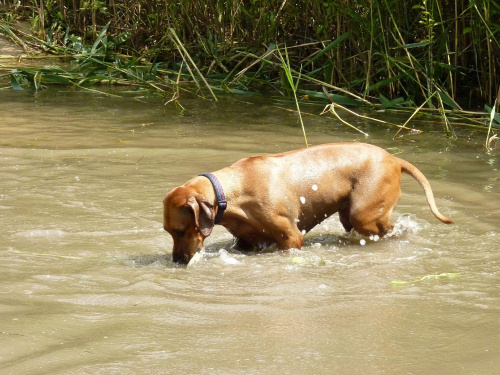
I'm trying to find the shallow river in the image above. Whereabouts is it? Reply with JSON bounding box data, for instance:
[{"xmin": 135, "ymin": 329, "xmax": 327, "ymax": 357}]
[{"xmin": 1, "ymin": 89, "xmax": 499, "ymax": 374}]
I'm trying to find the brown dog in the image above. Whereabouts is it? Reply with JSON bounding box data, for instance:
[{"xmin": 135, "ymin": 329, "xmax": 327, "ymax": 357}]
[{"xmin": 163, "ymin": 143, "xmax": 453, "ymax": 264}]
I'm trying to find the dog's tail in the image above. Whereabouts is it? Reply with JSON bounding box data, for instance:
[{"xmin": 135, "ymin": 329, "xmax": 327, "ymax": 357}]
[{"xmin": 398, "ymin": 158, "xmax": 453, "ymax": 224}]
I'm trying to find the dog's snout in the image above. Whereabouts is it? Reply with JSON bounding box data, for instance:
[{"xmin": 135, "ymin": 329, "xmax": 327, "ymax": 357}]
[{"xmin": 172, "ymin": 252, "xmax": 189, "ymax": 264}]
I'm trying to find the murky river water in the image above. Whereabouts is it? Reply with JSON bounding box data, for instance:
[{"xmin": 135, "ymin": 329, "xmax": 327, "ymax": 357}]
[{"xmin": 1, "ymin": 89, "xmax": 499, "ymax": 374}]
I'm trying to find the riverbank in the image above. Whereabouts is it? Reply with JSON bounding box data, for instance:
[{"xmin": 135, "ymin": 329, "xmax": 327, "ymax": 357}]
[
  {"xmin": 2, "ymin": 1, "xmax": 499, "ymax": 107},
  {"xmin": 0, "ymin": 9, "xmax": 498, "ymax": 148}
]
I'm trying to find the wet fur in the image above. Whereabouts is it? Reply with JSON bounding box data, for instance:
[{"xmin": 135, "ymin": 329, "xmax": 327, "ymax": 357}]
[{"xmin": 163, "ymin": 143, "xmax": 453, "ymax": 264}]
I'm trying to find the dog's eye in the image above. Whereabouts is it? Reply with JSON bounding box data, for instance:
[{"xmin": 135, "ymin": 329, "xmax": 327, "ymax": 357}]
[{"xmin": 173, "ymin": 230, "xmax": 186, "ymax": 238}]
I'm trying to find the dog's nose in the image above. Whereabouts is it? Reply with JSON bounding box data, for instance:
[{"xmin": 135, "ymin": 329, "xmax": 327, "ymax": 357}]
[{"xmin": 172, "ymin": 252, "xmax": 188, "ymax": 264}]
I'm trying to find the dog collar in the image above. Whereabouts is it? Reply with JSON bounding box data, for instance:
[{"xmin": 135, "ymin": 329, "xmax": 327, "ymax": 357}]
[{"xmin": 199, "ymin": 173, "xmax": 227, "ymax": 224}]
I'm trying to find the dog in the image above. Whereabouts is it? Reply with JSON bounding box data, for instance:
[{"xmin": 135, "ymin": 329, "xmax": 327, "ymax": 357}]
[{"xmin": 163, "ymin": 143, "xmax": 453, "ymax": 264}]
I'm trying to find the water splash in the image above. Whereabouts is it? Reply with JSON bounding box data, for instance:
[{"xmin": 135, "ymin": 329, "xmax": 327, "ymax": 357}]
[
  {"xmin": 187, "ymin": 250, "xmax": 205, "ymax": 267},
  {"xmin": 386, "ymin": 214, "xmax": 421, "ymax": 237},
  {"xmin": 218, "ymin": 249, "xmax": 242, "ymax": 265}
]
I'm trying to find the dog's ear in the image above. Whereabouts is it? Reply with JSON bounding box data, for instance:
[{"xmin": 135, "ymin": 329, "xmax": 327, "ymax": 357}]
[{"xmin": 187, "ymin": 195, "xmax": 215, "ymax": 237}]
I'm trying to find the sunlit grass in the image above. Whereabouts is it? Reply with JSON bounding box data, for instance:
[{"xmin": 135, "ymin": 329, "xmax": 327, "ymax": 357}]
[{"xmin": 1, "ymin": 0, "xmax": 498, "ymax": 143}]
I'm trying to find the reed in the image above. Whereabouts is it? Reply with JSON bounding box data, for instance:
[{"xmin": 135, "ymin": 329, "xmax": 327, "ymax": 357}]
[
  {"xmin": 277, "ymin": 44, "xmax": 308, "ymax": 147},
  {"xmin": 1, "ymin": 0, "xmax": 498, "ymax": 138}
]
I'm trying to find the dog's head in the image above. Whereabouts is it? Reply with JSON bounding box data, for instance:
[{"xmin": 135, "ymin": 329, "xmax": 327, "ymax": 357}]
[{"xmin": 163, "ymin": 186, "xmax": 215, "ymax": 264}]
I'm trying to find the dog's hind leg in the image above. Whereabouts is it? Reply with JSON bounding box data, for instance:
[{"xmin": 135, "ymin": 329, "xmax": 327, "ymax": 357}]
[
  {"xmin": 339, "ymin": 206, "xmax": 354, "ymax": 232},
  {"xmin": 349, "ymin": 199, "xmax": 398, "ymax": 237}
]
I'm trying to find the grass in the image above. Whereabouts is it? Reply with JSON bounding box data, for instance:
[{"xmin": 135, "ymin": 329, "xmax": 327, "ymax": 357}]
[
  {"xmin": 277, "ymin": 45, "xmax": 308, "ymax": 147},
  {"xmin": 1, "ymin": 0, "xmax": 499, "ymax": 143}
]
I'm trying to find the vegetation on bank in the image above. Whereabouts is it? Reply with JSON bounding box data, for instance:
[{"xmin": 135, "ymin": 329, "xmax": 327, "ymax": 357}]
[{"xmin": 0, "ymin": 0, "xmax": 499, "ymax": 145}]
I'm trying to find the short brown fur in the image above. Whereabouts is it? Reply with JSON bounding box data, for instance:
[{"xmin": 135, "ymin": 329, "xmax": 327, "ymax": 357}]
[{"xmin": 163, "ymin": 143, "xmax": 453, "ymax": 264}]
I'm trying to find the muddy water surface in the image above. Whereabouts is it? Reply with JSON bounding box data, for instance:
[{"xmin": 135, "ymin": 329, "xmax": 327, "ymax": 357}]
[{"xmin": 1, "ymin": 90, "xmax": 499, "ymax": 374}]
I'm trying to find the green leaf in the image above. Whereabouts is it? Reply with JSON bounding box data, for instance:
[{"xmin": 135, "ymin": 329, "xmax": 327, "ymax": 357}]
[
  {"xmin": 365, "ymin": 75, "xmax": 403, "ymax": 93},
  {"xmin": 90, "ymin": 21, "xmax": 111, "ymax": 55},
  {"xmin": 10, "ymin": 74, "xmax": 24, "ymax": 91},
  {"xmin": 39, "ymin": 74, "xmax": 71, "ymax": 84},
  {"xmin": 397, "ymin": 41, "xmax": 433, "ymax": 49},
  {"xmin": 485, "ymin": 105, "xmax": 500, "ymax": 127},
  {"xmin": 438, "ymin": 90, "xmax": 461, "ymax": 110},
  {"xmin": 306, "ymin": 32, "xmax": 350, "ymax": 66},
  {"xmin": 299, "ymin": 89, "xmax": 362, "ymax": 106},
  {"xmin": 378, "ymin": 94, "xmax": 410, "ymax": 109}
]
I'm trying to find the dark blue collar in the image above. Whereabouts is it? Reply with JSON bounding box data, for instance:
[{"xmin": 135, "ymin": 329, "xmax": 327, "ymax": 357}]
[{"xmin": 199, "ymin": 173, "xmax": 227, "ymax": 224}]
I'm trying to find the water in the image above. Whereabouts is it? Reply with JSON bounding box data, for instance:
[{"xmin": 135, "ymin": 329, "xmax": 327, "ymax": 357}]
[{"xmin": 1, "ymin": 89, "xmax": 499, "ymax": 374}]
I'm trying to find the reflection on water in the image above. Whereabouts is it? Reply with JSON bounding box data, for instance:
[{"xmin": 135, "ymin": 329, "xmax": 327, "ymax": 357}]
[{"xmin": 0, "ymin": 89, "xmax": 499, "ymax": 374}]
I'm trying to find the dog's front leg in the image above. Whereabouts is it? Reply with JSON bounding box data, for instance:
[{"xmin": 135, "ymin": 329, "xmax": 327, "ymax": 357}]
[{"xmin": 274, "ymin": 226, "xmax": 305, "ymax": 250}]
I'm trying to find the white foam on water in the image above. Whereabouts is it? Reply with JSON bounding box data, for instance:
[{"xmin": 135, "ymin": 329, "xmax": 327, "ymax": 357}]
[
  {"xmin": 386, "ymin": 215, "xmax": 421, "ymax": 237},
  {"xmin": 17, "ymin": 229, "xmax": 66, "ymax": 238},
  {"xmin": 218, "ymin": 249, "xmax": 242, "ymax": 265},
  {"xmin": 187, "ymin": 250, "xmax": 205, "ymax": 267}
]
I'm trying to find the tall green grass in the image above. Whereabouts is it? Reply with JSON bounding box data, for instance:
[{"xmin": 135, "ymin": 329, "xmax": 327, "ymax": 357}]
[{"xmin": 1, "ymin": 0, "xmax": 499, "ymax": 139}]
